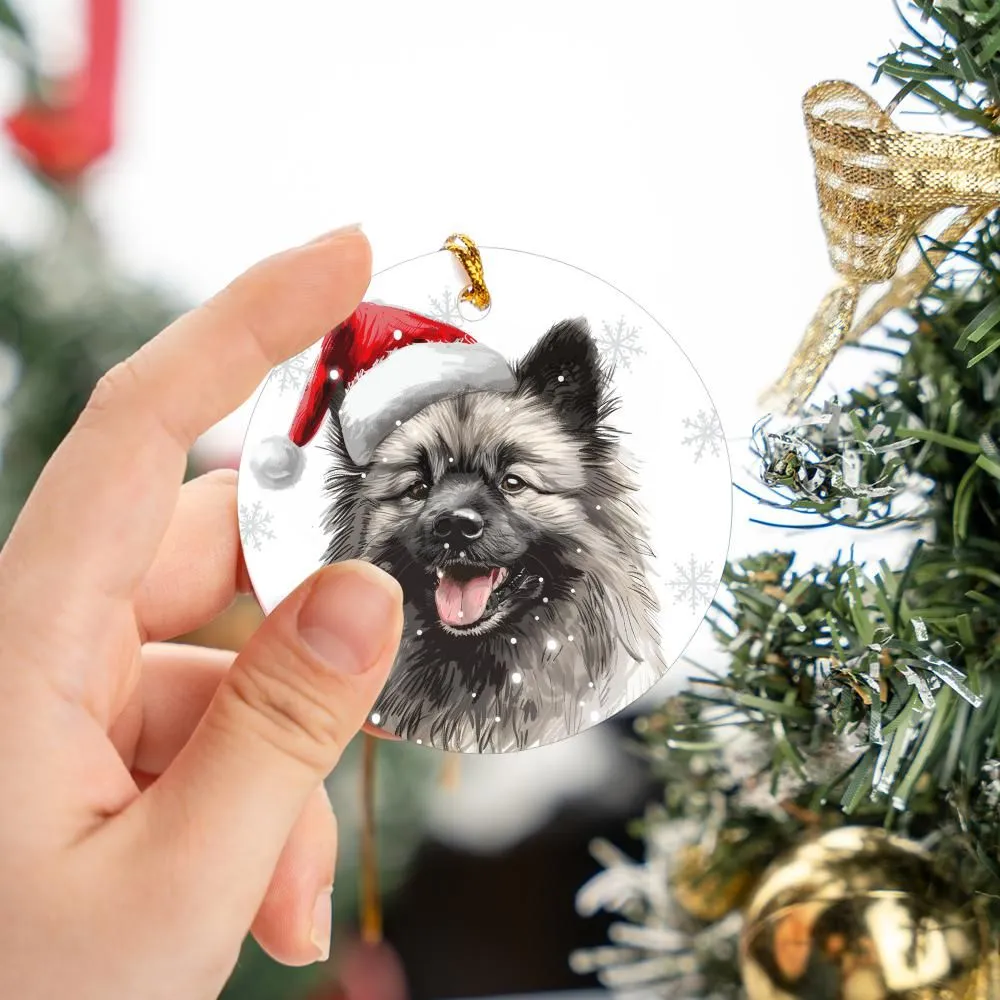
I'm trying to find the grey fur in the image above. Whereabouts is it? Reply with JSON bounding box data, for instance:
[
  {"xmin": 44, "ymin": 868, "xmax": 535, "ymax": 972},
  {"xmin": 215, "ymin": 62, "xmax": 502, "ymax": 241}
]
[{"xmin": 320, "ymin": 317, "xmax": 665, "ymax": 751}]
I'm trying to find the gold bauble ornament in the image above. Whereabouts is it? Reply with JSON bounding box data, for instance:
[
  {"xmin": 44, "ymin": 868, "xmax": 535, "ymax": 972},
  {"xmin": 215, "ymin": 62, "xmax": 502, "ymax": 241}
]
[{"xmin": 740, "ymin": 827, "xmax": 990, "ymax": 1000}]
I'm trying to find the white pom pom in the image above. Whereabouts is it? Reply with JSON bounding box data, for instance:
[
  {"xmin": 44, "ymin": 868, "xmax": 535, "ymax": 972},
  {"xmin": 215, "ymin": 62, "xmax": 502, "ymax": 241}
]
[{"xmin": 249, "ymin": 436, "xmax": 305, "ymax": 490}]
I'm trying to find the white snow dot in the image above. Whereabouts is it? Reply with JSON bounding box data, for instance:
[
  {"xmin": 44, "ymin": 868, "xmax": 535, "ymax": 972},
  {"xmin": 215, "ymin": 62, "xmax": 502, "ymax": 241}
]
[
  {"xmin": 510, "ymin": 637, "xmax": 517, "ymax": 645},
  {"xmin": 576, "ymin": 547, "xmax": 582, "ymax": 553},
  {"xmin": 416, "ymin": 738, "xmax": 423, "ymax": 745},
  {"xmin": 458, "ymin": 610, "xmax": 464, "ymax": 618},
  {"xmin": 588, "ymin": 681, "xmax": 594, "ymax": 688},
  {"xmin": 494, "ymin": 715, "xmax": 501, "ymax": 723},
  {"xmin": 471, "ymin": 692, "xmax": 477, "ymax": 699},
  {"xmin": 542, "ymin": 597, "xmax": 549, "ymax": 604},
  {"xmin": 395, "ymin": 419, "xmax": 402, "ymax": 427},
  {"xmin": 579, "ymin": 700, "xmax": 586, "ymax": 706},
  {"xmin": 557, "ymin": 374, "xmax": 565, "ymax": 383},
  {"xmin": 504, "ymin": 406, "xmax": 510, "ymax": 413},
  {"xmin": 459, "ymin": 551, "xmax": 466, "ymax": 558},
  {"xmin": 382, "ymin": 456, "xmax": 388, "ymax": 462},
  {"xmin": 370, "ymin": 712, "xmax": 381, "ymax": 725},
  {"xmin": 511, "ymin": 671, "xmax": 522, "ymax": 684},
  {"xmin": 538, "ymin": 577, "xmax": 544, "ymax": 584},
  {"xmin": 360, "ymin": 472, "xmax": 367, "ymax": 479},
  {"xmin": 448, "ymin": 456, "xmax": 454, "ymax": 463},
  {"xmin": 330, "ymin": 368, "xmax": 340, "ymax": 381},
  {"xmin": 416, "ymin": 629, "xmax": 423, "ymax": 636},
  {"xmin": 444, "ymin": 542, "xmax": 450, "ymax": 549},
  {"xmin": 534, "ymin": 615, "xmax": 540, "ymax": 620},
  {"xmin": 568, "ymin": 635, "xmax": 575, "ymax": 642},
  {"xmin": 546, "ymin": 639, "xmax": 558, "ymax": 651},
  {"xmin": 589, "ymin": 710, "xmax": 601, "ymax": 722},
  {"xmin": 595, "ymin": 504, "xmax": 602, "ymax": 511},
  {"xmin": 392, "ymin": 329, "xmax": 403, "ymax": 341},
  {"xmin": 570, "ymin": 588, "xmax": 576, "ymax": 594}
]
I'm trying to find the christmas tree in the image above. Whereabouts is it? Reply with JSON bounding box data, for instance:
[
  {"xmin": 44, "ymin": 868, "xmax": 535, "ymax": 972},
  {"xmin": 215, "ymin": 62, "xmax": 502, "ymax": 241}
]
[{"xmin": 574, "ymin": 3, "xmax": 1000, "ymax": 996}]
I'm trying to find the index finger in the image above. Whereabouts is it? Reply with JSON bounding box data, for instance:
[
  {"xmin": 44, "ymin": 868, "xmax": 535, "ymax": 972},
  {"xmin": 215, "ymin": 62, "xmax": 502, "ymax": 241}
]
[{"xmin": 0, "ymin": 227, "xmax": 371, "ymax": 611}]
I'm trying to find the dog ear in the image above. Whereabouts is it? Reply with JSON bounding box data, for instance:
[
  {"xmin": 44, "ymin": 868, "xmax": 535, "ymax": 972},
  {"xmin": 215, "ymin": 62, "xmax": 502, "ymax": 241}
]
[{"xmin": 516, "ymin": 318, "xmax": 605, "ymax": 431}]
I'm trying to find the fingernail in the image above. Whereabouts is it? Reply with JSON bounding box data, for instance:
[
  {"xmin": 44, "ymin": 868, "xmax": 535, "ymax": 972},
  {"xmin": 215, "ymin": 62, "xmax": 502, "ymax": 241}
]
[
  {"xmin": 299, "ymin": 563, "xmax": 401, "ymax": 674},
  {"xmin": 307, "ymin": 223, "xmax": 363, "ymax": 245},
  {"xmin": 310, "ymin": 885, "xmax": 333, "ymax": 962}
]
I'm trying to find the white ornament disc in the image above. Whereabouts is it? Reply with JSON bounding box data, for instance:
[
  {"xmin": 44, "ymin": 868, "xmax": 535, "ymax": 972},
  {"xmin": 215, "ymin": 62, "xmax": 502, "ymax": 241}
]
[{"xmin": 238, "ymin": 246, "xmax": 731, "ymax": 753}]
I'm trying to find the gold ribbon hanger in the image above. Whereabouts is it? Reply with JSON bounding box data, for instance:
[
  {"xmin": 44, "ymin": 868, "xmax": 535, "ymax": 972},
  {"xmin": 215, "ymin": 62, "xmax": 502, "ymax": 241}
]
[
  {"xmin": 444, "ymin": 233, "xmax": 491, "ymax": 311},
  {"xmin": 360, "ymin": 735, "xmax": 382, "ymax": 944},
  {"xmin": 765, "ymin": 80, "xmax": 1000, "ymax": 413}
]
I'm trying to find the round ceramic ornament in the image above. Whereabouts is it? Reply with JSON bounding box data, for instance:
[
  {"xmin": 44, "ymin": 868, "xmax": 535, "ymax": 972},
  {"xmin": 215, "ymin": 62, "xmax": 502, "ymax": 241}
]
[{"xmin": 238, "ymin": 238, "xmax": 731, "ymax": 753}]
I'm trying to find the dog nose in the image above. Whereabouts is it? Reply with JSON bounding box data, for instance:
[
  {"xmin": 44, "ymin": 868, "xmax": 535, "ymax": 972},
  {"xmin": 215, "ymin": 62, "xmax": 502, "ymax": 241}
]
[{"xmin": 433, "ymin": 507, "xmax": 484, "ymax": 542}]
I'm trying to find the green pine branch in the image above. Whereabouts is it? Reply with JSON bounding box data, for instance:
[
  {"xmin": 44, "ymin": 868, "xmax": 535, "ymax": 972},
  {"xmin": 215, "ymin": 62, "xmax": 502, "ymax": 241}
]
[
  {"xmin": 876, "ymin": 0, "xmax": 1000, "ymax": 131},
  {"xmin": 586, "ymin": 6, "xmax": 1000, "ymax": 994}
]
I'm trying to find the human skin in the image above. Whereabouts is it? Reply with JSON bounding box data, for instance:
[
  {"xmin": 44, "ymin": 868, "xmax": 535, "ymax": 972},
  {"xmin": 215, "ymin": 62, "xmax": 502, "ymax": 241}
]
[{"xmin": 0, "ymin": 226, "xmax": 405, "ymax": 999}]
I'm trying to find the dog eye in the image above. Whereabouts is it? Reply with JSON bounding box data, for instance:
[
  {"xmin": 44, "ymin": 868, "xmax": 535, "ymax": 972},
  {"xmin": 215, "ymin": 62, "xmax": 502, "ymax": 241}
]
[
  {"xmin": 500, "ymin": 474, "xmax": 526, "ymax": 495},
  {"xmin": 405, "ymin": 481, "xmax": 429, "ymax": 500}
]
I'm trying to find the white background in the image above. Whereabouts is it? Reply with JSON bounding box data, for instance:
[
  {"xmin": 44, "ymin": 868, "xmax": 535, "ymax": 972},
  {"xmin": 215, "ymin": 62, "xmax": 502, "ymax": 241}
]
[{"xmin": 0, "ymin": 1, "xmax": 929, "ymax": 843}]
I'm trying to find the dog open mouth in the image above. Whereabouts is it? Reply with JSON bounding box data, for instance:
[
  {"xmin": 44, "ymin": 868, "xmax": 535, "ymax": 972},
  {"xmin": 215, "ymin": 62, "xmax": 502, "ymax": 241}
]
[{"xmin": 434, "ymin": 565, "xmax": 509, "ymax": 628}]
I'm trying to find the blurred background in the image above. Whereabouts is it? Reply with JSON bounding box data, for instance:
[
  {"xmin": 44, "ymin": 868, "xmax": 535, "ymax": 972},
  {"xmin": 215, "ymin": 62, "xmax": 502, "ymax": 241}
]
[{"xmin": 0, "ymin": 1, "xmax": 918, "ymax": 997}]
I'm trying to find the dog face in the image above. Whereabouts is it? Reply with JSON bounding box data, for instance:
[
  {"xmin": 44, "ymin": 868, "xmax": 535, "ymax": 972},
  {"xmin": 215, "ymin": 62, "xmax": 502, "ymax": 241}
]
[{"xmin": 323, "ymin": 319, "xmax": 617, "ymax": 636}]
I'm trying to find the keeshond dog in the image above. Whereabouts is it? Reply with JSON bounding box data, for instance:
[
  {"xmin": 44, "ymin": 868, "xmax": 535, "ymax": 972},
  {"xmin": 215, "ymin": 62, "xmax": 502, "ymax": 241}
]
[{"xmin": 321, "ymin": 317, "xmax": 664, "ymax": 751}]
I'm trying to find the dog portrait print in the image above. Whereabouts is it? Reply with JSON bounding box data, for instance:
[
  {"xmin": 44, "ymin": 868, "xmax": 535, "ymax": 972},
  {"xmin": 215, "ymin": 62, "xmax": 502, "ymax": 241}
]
[{"xmin": 268, "ymin": 301, "xmax": 665, "ymax": 752}]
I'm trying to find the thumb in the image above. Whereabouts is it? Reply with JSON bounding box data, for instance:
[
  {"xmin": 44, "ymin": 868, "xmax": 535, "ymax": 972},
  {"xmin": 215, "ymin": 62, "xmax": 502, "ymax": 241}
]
[{"xmin": 137, "ymin": 560, "xmax": 402, "ymax": 922}]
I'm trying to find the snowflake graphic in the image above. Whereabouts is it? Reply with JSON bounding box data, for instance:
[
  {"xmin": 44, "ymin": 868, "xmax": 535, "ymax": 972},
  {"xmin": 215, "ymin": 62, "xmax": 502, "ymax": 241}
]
[
  {"xmin": 598, "ymin": 316, "xmax": 644, "ymax": 371},
  {"xmin": 271, "ymin": 350, "xmax": 311, "ymax": 395},
  {"xmin": 426, "ymin": 288, "xmax": 465, "ymax": 326},
  {"xmin": 667, "ymin": 555, "xmax": 717, "ymax": 613},
  {"xmin": 681, "ymin": 408, "xmax": 724, "ymax": 462},
  {"xmin": 239, "ymin": 501, "xmax": 276, "ymax": 551}
]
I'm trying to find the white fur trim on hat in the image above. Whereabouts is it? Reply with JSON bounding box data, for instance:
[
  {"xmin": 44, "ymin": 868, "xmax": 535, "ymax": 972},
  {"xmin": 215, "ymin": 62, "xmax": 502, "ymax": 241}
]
[{"xmin": 339, "ymin": 341, "xmax": 517, "ymax": 466}]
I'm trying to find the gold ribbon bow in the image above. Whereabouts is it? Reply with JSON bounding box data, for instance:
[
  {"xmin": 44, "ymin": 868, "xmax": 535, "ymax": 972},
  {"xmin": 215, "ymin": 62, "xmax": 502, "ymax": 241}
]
[{"xmin": 767, "ymin": 80, "xmax": 1000, "ymax": 412}]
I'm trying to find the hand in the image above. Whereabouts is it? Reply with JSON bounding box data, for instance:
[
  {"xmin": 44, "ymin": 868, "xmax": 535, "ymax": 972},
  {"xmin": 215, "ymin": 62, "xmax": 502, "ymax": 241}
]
[{"xmin": 0, "ymin": 227, "xmax": 404, "ymax": 999}]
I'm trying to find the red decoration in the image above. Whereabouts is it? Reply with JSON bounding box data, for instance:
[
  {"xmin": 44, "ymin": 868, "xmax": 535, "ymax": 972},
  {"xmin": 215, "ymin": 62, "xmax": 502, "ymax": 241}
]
[
  {"xmin": 5, "ymin": 0, "xmax": 121, "ymax": 182},
  {"xmin": 289, "ymin": 302, "xmax": 474, "ymax": 450},
  {"xmin": 308, "ymin": 939, "xmax": 409, "ymax": 1000}
]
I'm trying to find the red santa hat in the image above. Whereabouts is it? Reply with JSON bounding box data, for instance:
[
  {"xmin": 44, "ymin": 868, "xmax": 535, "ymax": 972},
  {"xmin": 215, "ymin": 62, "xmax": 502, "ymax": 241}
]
[{"xmin": 250, "ymin": 302, "xmax": 518, "ymax": 488}]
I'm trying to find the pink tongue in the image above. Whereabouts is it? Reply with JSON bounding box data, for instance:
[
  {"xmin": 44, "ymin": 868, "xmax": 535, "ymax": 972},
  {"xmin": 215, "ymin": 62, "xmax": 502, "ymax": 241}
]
[{"xmin": 435, "ymin": 572, "xmax": 495, "ymax": 626}]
